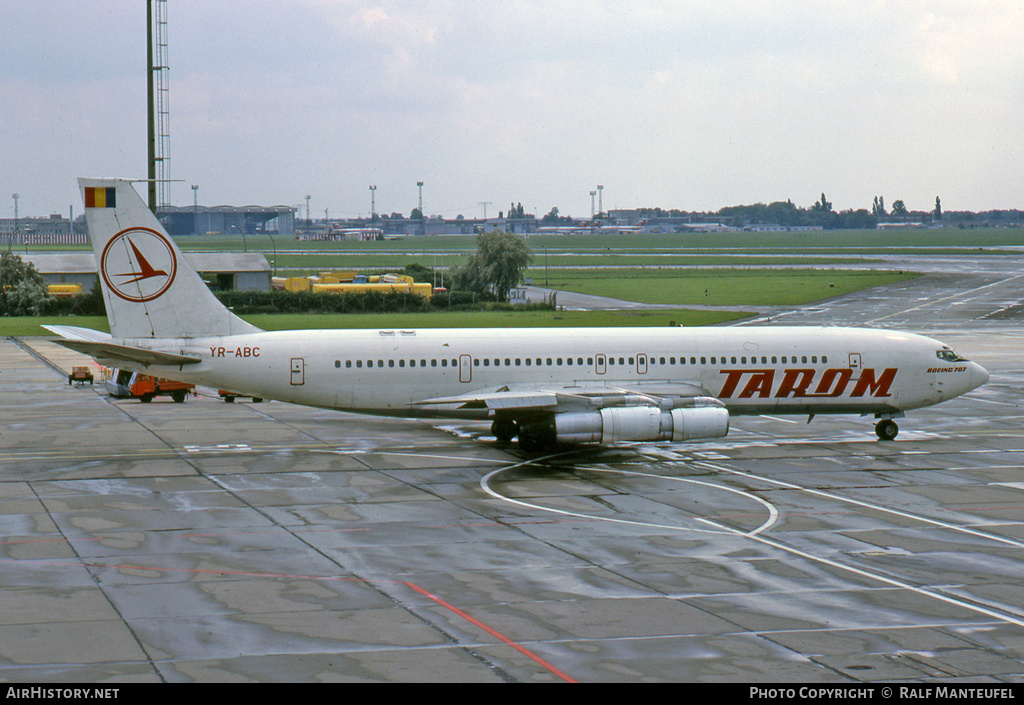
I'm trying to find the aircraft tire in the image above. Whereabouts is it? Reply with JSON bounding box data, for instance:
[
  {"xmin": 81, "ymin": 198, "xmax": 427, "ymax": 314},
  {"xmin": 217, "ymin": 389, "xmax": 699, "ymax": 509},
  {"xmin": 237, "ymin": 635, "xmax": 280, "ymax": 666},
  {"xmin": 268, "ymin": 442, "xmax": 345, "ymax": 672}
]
[{"xmin": 875, "ymin": 419, "xmax": 899, "ymax": 441}]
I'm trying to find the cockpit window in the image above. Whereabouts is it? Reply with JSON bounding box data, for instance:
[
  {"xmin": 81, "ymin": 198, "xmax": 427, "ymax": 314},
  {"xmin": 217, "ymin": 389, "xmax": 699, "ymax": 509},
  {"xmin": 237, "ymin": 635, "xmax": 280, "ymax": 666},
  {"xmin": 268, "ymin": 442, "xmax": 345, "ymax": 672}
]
[{"xmin": 936, "ymin": 349, "xmax": 965, "ymax": 363}]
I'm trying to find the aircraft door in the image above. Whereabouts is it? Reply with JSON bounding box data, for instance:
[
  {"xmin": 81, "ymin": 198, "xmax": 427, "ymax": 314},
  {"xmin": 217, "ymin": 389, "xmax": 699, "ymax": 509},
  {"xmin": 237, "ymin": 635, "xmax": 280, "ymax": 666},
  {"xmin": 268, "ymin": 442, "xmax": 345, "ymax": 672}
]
[
  {"xmin": 848, "ymin": 352, "xmax": 862, "ymax": 380},
  {"xmin": 595, "ymin": 354, "xmax": 606, "ymax": 375},
  {"xmin": 459, "ymin": 354, "xmax": 472, "ymax": 383},
  {"xmin": 290, "ymin": 357, "xmax": 305, "ymax": 385},
  {"xmin": 637, "ymin": 353, "xmax": 648, "ymax": 375}
]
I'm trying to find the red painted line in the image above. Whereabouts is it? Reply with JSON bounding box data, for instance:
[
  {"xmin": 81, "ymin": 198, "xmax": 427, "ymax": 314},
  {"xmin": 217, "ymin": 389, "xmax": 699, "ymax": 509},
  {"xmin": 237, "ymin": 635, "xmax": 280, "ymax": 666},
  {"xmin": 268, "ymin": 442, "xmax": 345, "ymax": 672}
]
[
  {"xmin": 402, "ymin": 580, "xmax": 576, "ymax": 683},
  {"xmin": 4, "ymin": 557, "xmax": 575, "ymax": 682}
]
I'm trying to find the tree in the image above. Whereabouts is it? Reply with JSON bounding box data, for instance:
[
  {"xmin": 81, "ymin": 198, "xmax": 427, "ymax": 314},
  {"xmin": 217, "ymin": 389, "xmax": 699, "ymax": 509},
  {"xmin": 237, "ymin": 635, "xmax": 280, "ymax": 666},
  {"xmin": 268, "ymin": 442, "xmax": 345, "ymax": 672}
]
[
  {"xmin": 934, "ymin": 196, "xmax": 942, "ymax": 221},
  {"xmin": 872, "ymin": 196, "xmax": 886, "ymax": 216},
  {"xmin": 891, "ymin": 199, "xmax": 908, "ymax": 217},
  {"xmin": 451, "ymin": 231, "xmax": 534, "ymax": 302},
  {"xmin": 540, "ymin": 207, "xmax": 573, "ymax": 225},
  {"xmin": 811, "ymin": 193, "xmax": 832, "ymax": 213},
  {"xmin": 0, "ymin": 252, "xmax": 50, "ymax": 316}
]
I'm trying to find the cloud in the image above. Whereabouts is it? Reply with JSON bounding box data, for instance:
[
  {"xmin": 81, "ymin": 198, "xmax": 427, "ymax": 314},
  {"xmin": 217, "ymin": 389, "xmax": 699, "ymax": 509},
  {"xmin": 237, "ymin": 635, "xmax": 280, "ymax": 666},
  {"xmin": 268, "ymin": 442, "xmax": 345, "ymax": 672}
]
[{"xmin": 2, "ymin": 1, "xmax": 1022, "ymax": 216}]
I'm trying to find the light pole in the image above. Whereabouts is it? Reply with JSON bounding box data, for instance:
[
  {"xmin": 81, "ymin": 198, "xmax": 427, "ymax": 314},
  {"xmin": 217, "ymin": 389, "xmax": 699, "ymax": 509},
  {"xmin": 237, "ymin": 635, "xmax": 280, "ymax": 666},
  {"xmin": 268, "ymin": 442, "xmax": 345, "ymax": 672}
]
[
  {"xmin": 191, "ymin": 184, "xmax": 199, "ymax": 235},
  {"xmin": 369, "ymin": 185, "xmax": 377, "ymax": 221},
  {"xmin": 416, "ymin": 181, "xmax": 424, "ymax": 235},
  {"xmin": 10, "ymin": 193, "xmax": 19, "ymax": 252}
]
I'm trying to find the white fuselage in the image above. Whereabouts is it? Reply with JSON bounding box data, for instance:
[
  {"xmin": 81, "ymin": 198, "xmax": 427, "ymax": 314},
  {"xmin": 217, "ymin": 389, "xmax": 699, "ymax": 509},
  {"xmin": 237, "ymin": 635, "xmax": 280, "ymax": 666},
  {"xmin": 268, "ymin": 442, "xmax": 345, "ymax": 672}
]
[{"xmin": 128, "ymin": 325, "xmax": 987, "ymax": 420}]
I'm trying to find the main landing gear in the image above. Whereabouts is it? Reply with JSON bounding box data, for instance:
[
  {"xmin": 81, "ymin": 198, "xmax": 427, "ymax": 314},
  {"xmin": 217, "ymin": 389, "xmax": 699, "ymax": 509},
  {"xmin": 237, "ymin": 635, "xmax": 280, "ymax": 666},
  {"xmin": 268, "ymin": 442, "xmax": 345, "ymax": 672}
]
[{"xmin": 875, "ymin": 418, "xmax": 899, "ymax": 441}]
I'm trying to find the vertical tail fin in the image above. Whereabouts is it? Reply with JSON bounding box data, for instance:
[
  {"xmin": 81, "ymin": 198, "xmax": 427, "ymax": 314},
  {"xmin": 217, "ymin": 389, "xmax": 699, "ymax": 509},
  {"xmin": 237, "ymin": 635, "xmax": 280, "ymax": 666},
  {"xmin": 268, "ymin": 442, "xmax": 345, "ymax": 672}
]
[{"xmin": 80, "ymin": 178, "xmax": 261, "ymax": 339}]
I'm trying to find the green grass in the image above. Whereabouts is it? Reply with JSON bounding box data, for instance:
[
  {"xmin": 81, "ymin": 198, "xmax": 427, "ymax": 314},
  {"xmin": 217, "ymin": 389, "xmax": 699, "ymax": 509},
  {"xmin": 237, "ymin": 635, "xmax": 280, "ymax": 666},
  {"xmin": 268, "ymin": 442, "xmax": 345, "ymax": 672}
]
[
  {"xmin": 245, "ymin": 308, "xmax": 749, "ymax": 330},
  {"xmin": 1, "ymin": 316, "xmax": 110, "ymax": 337},
  {"xmin": 533, "ymin": 268, "xmax": 919, "ymax": 306},
  {"xmin": 1, "ymin": 267, "xmax": 919, "ymax": 336},
  {"xmin": 1, "ymin": 309, "xmax": 747, "ymax": 337},
  {"xmin": 24, "ymin": 226, "xmax": 1024, "ymax": 255}
]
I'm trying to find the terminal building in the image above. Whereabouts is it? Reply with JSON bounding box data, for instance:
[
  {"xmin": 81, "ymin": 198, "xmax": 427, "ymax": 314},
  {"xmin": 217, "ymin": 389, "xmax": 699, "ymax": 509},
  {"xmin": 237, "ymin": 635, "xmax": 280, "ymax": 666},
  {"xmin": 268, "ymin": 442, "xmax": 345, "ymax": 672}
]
[{"xmin": 159, "ymin": 205, "xmax": 297, "ymax": 237}]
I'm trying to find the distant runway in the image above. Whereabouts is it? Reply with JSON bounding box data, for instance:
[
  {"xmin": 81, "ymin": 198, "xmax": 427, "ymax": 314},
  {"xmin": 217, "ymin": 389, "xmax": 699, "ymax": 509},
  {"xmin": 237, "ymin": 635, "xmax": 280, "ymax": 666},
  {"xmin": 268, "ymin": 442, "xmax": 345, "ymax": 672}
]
[{"xmin": 1, "ymin": 254, "xmax": 1023, "ymax": 682}]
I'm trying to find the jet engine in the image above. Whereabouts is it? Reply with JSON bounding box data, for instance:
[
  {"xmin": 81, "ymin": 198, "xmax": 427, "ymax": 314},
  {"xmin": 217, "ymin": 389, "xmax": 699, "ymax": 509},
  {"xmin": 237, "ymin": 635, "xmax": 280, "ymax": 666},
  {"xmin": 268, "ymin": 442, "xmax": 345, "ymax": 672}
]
[{"xmin": 518, "ymin": 399, "xmax": 730, "ymax": 448}]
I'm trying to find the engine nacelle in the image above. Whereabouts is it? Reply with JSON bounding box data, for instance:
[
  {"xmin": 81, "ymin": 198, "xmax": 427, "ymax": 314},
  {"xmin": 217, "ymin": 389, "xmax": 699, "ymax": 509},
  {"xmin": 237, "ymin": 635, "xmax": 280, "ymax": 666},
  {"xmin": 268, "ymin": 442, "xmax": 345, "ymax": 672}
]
[{"xmin": 552, "ymin": 404, "xmax": 730, "ymax": 444}]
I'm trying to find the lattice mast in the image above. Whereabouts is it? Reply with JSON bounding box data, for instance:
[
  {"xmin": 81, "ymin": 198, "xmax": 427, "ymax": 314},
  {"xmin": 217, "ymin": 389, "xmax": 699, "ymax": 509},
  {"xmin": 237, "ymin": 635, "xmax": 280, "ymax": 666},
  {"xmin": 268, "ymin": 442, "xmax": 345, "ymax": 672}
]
[{"xmin": 147, "ymin": 0, "xmax": 170, "ymax": 214}]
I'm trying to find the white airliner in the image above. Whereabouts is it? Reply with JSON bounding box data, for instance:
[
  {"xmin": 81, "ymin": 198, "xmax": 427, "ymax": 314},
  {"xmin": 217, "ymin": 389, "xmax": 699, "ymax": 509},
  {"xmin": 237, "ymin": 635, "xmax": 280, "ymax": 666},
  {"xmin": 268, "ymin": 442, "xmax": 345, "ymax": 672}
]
[{"xmin": 47, "ymin": 178, "xmax": 989, "ymax": 449}]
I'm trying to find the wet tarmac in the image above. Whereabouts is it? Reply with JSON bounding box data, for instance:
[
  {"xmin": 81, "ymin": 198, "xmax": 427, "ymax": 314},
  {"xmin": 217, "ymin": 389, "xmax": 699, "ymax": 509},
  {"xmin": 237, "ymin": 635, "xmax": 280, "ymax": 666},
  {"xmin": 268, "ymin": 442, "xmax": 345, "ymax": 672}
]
[{"xmin": 1, "ymin": 256, "xmax": 1023, "ymax": 682}]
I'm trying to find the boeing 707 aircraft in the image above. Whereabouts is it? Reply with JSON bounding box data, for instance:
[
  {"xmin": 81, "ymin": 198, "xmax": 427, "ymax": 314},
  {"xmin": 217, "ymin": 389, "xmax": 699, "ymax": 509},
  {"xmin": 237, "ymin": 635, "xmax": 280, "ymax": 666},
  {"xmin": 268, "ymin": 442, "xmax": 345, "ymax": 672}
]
[{"xmin": 46, "ymin": 178, "xmax": 989, "ymax": 450}]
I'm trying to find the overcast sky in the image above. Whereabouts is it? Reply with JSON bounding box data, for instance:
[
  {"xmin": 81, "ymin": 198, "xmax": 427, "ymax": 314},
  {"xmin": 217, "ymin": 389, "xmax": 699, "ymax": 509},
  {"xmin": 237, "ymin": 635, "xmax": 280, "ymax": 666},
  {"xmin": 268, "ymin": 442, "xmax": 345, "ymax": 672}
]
[{"xmin": 3, "ymin": 1, "xmax": 1023, "ymax": 219}]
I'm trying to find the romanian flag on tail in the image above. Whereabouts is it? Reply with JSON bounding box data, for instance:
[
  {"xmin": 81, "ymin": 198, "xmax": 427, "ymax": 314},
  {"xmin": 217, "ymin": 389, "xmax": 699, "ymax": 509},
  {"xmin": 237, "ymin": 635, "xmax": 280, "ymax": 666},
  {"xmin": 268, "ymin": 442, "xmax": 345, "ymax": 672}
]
[{"xmin": 84, "ymin": 186, "xmax": 116, "ymax": 208}]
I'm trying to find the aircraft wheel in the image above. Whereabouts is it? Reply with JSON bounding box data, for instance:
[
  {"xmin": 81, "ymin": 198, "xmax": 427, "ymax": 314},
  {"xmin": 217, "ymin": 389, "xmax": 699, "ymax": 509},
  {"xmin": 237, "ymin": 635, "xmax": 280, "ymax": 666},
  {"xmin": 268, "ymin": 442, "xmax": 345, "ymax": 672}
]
[{"xmin": 875, "ymin": 419, "xmax": 899, "ymax": 441}]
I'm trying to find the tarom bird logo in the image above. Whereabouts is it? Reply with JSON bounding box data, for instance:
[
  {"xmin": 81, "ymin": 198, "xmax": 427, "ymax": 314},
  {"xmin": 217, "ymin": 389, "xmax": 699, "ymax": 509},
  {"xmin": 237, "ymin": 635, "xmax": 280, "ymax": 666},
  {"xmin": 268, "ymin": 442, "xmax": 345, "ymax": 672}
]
[{"xmin": 115, "ymin": 238, "xmax": 168, "ymax": 284}]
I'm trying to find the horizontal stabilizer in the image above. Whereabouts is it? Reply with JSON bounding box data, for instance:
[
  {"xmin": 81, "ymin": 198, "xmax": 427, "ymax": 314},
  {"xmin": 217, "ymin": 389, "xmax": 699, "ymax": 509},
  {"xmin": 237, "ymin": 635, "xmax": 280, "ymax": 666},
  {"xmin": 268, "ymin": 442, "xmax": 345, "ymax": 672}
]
[{"xmin": 48, "ymin": 337, "xmax": 201, "ymax": 368}]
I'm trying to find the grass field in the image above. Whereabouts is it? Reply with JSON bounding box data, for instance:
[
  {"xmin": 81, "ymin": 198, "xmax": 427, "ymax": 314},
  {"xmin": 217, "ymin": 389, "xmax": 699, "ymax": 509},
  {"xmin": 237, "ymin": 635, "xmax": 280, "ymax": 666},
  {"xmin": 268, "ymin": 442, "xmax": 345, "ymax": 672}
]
[
  {"xmin": 31, "ymin": 226, "xmax": 1024, "ymax": 257},
  {"xmin": 534, "ymin": 268, "xmax": 918, "ymax": 306},
  {"xmin": 9, "ymin": 225, "xmax": 995, "ymax": 336},
  {"xmin": 1, "ymin": 308, "xmax": 749, "ymax": 337}
]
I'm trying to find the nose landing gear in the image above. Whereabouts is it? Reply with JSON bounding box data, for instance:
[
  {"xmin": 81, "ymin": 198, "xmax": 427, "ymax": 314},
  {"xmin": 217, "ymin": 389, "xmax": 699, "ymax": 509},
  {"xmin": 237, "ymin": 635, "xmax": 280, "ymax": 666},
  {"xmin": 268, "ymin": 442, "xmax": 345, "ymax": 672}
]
[{"xmin": 875, "ymin": 418, "xmax": 899, "ymax": 441}]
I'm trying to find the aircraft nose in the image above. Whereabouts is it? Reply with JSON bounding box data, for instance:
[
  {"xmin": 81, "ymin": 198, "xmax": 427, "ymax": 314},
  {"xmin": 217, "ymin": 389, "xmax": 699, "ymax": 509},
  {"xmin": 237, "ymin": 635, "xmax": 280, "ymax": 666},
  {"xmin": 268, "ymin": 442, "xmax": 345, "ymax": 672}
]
[{"xmin": 970, "ymin": 362, "xmax": 989, "ymax": 391}]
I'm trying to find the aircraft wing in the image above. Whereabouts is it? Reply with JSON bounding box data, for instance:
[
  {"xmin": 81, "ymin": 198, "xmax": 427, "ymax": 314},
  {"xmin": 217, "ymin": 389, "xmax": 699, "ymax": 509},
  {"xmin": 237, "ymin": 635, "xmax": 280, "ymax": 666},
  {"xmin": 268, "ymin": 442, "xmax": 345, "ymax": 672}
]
[
  {"xmin": 43, "ymin": 325, "xmax": 201, "ymax": 368},
  {"xmin": 408, "ymin": 381, "xmax": 717, "ymax": 413}
]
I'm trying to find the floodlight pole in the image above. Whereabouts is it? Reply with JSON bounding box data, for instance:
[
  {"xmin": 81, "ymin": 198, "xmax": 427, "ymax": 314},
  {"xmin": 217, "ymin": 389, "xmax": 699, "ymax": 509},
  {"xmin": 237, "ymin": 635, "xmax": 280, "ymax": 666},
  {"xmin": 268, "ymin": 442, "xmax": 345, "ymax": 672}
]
[{"xmin": 147, "ymin": 0, "xmax": 157, "ymax": 214}]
